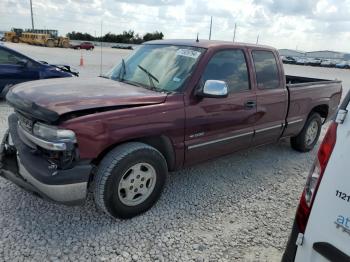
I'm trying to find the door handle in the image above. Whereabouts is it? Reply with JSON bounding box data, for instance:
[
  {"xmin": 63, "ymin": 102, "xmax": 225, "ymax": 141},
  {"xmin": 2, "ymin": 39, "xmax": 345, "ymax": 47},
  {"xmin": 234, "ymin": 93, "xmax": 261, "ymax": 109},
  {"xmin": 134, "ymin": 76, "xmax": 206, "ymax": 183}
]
[{"xmin": 245, "ymin": 101, "xmax": 256, "ymax": 109}]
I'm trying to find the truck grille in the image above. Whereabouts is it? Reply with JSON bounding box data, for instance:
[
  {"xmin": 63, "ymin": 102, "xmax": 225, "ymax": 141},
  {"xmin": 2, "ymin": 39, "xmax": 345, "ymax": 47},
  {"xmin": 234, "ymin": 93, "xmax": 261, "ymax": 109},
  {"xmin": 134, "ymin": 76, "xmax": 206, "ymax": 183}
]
[{"xmin": 16, "ymin": 112, "xmax": 34, "ymax": 133}]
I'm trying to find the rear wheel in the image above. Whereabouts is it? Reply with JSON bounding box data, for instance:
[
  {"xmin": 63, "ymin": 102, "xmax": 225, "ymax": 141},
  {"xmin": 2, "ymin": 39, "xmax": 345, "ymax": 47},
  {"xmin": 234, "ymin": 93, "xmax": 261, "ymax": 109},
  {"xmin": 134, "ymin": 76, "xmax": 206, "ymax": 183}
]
[
  {"xmin": 46, "ymin": 39, "xmax": 55, "ymax": 48},
  {"xmin": 291, "ymin": 112, "xmax": 322, "ymax": 152},
  {"xmin": 93, "ymin": 142, "xmax": 167, "ymax": 219},
  {"xmin": 62, "ymin": 41, "xmax": 69, "ymax": 48}
]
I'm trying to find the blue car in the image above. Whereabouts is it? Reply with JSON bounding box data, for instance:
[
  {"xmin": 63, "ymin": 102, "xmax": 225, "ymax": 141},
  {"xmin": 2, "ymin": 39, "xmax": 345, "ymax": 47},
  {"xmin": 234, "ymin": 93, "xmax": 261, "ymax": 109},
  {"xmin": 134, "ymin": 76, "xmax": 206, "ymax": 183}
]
[
  {"xmin": 335, "ymin": 61, "xmax": 350, "ymax": 69},
  {"xmin": 0, "ymin": 45, "xmax": 78, "ymax": 98}
]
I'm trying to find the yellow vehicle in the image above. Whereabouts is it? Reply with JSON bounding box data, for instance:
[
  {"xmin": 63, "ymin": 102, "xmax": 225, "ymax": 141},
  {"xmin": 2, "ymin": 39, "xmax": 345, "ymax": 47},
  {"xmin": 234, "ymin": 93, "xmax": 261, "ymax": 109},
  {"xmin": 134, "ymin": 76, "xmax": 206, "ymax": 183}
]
[
  {"xmin": 4, "ymin": 32, "xmax": 18, "ymax": 43},
  {"xmin": 19, "ymin": 33, "xmax": 35, "ymax": 45},
  {"xmin": 44, "ymin": 35, "xmax": 70, "ymax": 48},
  {"xmin": 3, "ymin": 28, "xmax": 70, "ymax": 48},
  {"xmin": 26, "ymin": 29, "xmax": 70, "ymax": 48},
  {"xmin": 3, "ymin": 28, "xmax": 22, "ymax": 43}
]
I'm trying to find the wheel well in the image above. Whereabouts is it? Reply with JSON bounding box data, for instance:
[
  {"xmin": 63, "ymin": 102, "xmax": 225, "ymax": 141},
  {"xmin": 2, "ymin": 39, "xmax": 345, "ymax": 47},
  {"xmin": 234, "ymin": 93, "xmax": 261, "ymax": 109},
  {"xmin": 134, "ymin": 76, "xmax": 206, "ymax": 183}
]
[
  {"xmin": 92, "ymin": 135, "xmax": 176, "ymax": 171},
  {"xmin": 310, "ymin": 104, "xmax": 328, "ymax": 119}
]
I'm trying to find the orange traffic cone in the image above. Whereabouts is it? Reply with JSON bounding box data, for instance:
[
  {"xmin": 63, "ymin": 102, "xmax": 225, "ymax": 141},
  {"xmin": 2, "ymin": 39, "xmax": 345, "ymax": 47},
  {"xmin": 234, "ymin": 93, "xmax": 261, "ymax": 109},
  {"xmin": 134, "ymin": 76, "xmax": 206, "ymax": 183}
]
[{"xmin": 79, "ymin": 54, "xmax": 84, "ymax": 67}]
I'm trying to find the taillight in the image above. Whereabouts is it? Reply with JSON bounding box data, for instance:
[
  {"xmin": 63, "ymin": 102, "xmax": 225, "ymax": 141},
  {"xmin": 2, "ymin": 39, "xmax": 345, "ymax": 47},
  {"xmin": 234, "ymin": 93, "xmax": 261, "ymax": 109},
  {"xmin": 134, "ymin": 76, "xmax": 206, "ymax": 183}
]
[{"xmin": 296, "ymin": 121, "xmax": 338, "ymax": 233}]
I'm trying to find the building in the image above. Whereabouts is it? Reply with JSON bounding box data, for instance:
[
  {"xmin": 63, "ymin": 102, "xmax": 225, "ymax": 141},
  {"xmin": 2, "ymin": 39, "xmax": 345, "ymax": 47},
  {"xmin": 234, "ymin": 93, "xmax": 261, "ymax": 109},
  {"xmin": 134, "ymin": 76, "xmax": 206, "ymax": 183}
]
[
  {"xmin": 278, "ymin": 49, "xmax": 306, "ymax": 58},
  {"xmin": 279, "ymin": 49, "xmax": 350, "ymax": 61},
  {"xmin": 306, "ymin": 51, "xmax": 345, "ymax": 60}
]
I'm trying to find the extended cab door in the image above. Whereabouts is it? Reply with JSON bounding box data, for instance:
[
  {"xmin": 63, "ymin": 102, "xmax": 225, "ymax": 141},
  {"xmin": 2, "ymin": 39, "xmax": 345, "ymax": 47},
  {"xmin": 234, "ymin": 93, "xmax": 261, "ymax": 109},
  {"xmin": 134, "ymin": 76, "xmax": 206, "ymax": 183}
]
[
  {"xmin": 184, "ymin": 48, "xmax": 257, "ymax": 165},
  {"xmin": 250, "ymin": 50, "xmax": 288, "ymax": 146}
]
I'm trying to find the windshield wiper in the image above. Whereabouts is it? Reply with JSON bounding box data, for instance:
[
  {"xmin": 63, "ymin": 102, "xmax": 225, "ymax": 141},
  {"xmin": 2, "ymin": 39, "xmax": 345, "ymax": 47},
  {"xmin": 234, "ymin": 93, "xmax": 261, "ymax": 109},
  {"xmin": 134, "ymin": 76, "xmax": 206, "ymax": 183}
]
[
  {"xmin": 137, "ymin": 65, "xmax": 159, "ymax": 90},
  {"xmin": 122, "ymin": 79, "xmax": 143, "ymax": 87}
]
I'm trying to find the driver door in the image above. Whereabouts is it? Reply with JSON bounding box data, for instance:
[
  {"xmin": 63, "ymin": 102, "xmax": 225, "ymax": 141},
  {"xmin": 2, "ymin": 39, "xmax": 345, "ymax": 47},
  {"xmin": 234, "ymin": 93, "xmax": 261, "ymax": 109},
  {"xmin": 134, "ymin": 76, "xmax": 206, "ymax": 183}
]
[{"xmin": 185, "ymin": 49, "xmax": 257, "ymax": 165}]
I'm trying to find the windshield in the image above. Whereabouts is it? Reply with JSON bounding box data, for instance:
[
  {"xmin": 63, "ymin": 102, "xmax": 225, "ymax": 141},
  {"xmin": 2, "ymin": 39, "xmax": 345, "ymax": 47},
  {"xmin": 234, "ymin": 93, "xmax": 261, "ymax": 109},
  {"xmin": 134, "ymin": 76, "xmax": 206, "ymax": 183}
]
[{"xmin": 105, "ymin": 44, "xmax": 205, "ymax": 92}]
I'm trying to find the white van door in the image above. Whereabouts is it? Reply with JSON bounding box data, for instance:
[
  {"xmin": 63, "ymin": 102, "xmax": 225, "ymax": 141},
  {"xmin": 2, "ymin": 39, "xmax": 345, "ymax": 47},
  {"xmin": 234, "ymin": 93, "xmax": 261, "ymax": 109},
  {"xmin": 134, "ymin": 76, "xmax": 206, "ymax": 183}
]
[{"xmin": 295, "ymin": 103, "xmax": 350, "ymax": 261}]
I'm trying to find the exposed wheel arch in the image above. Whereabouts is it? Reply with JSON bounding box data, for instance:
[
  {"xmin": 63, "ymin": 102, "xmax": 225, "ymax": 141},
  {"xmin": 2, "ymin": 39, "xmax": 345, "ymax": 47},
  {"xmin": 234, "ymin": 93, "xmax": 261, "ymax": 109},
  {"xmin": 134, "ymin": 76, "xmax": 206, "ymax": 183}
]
[
  {"xmin": 310, "ymin": 104, "xmax": 328, "ymax": 122},
  {"xmin": 135, "ymin": 136, "xmax": 176, "ymax": 171},
  {"xmin": 92, "ymin": 135, "xmax": 176, "ymax": 172}
]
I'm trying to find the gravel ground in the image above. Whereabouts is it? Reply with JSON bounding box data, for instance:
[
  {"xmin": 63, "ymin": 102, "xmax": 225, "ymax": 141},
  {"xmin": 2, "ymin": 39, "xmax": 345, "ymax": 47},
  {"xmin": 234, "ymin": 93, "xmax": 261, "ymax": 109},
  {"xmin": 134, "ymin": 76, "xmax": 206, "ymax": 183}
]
[{"xmin": 0, "ymin": 43, "xmax": 348, "ymax": 261}]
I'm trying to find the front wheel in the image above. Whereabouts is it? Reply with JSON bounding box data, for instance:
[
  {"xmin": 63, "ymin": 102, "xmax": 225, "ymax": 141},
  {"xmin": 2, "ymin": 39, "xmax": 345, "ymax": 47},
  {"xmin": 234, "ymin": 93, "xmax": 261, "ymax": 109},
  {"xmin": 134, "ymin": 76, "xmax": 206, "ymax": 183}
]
[
  {"xmin": 291, "ymin": 112, "xmax": 322, "ymax": 152},
  {"xmin": 12, "ymin": 36, "xmax": 19, "ymax": 43},
  {"xmin": 93, "ymin": 142, "xmax": 168, "ymax": 219}
]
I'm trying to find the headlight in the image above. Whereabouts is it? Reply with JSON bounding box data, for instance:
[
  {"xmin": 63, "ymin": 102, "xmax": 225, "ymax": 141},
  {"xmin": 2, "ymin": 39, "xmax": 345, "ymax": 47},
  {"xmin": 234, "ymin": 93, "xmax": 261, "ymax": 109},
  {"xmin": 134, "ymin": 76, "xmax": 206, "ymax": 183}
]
[{"xmin": 33, "ymin": 122, "xmax": 76, "ymax": 143}]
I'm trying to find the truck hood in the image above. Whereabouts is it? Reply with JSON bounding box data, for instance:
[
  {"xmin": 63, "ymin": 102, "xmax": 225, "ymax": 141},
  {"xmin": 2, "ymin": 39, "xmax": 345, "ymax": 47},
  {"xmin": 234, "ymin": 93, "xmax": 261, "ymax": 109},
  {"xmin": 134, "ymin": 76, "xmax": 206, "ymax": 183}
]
[{"xmin": 6, "ymin": 77, "xmax": 168, "ymax": 123}]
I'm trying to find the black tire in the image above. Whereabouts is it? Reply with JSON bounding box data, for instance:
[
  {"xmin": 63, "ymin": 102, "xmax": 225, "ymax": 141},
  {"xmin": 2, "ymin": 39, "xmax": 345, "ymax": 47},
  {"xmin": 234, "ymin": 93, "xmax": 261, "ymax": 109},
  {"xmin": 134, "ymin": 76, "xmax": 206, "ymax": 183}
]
[
  {"xmin": 93, "ymin": 142, "xmax": 168, "ymax": 219},
  {"xmin": 62, "ymin": 41, "xmax": 69, "ymax": 48},
  {"xmin": 46, "ymin": 39, "xmax": 55, "ymax": 48},
  {"xmin": 291, "ymin": 112, "xmax": 322, "ymax": 152},
  {"xmin": 12, "ymin": 36, "xmax": 19, "ymax": 43}
]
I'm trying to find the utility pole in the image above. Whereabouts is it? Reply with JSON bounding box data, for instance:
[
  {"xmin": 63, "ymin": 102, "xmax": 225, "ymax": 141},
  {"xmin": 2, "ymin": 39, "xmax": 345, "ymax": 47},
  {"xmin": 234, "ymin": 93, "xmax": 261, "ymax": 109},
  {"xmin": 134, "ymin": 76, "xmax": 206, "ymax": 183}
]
[
  {"xmin": 209, "ymin": 16, "xmax": 212, "ymax": 40},
  {"xmin": 256, "ymin": 34, "xmax": 260, "ymax": 44},
  {"xmin": 233, "ymin": 23, "xmax": 237, "ymax": 42},
  {"xmin": 30, "ymin": 0, "xmax": 34, "ymax": 30}
]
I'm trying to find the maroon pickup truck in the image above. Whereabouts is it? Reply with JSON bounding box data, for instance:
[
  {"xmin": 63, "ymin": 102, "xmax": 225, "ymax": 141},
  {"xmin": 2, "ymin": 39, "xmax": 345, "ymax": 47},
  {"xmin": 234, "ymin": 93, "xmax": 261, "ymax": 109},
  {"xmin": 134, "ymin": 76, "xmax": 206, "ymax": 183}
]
[{"xmin": 0, "ymin": 40, "xmax": 342, "ymax": 219}]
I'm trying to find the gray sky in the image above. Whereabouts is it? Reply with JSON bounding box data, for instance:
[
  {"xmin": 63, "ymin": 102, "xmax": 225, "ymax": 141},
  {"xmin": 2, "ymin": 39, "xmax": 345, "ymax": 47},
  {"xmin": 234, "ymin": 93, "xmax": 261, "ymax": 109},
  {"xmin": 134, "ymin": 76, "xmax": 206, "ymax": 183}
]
[{"xmin": 1, "ymin": 0, "xmax": 350, "ymax": 52}]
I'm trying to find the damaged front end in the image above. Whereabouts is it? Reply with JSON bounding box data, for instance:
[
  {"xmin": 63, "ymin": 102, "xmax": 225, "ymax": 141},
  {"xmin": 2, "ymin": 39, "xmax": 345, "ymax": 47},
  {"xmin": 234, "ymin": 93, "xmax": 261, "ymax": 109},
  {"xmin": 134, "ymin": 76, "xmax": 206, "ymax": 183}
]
[
  {"xmin": 18, "ymin": 113, "xmax": 78, "ymax": 170},
  {"xmin": 0, "ymin": 113, "xmax": 92, "ymax": 205}
]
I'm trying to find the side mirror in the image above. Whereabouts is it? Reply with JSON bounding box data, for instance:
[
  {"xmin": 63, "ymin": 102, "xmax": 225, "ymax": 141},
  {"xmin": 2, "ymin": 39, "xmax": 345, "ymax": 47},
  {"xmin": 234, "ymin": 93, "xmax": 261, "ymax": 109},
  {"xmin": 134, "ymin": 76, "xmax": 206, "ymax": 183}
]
[{"xmin": 197, "ymin": 80, "xmax": 228, "ymax": 98}]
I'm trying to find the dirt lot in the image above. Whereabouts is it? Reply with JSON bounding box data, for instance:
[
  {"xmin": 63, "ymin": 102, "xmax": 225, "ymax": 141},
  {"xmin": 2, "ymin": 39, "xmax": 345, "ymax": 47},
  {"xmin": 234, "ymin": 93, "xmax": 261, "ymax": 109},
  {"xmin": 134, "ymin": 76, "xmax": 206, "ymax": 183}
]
[{"xmin": 0, "ymin": 43, "xmax": 349, "ymax": 261}]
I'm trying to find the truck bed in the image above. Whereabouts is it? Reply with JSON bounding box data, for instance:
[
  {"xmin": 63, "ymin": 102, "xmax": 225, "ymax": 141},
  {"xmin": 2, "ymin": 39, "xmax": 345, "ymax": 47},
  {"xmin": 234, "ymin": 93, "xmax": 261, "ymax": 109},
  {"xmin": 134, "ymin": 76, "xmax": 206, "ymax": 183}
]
[
  {"xmin": 282, "ymin": 75, "xmax": 342, "ymax": 138},
  {"xmin": 286, "ymin": 75, "xmax": 340, "ymax": 87}
]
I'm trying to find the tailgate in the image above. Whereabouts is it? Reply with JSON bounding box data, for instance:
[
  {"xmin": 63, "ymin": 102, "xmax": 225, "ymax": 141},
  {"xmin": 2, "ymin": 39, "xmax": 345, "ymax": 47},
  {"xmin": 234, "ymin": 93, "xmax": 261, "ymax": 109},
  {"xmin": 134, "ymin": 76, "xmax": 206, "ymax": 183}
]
[{"xmin": 295, "ymin": 95, "xmax": 350, "ymax": 261}]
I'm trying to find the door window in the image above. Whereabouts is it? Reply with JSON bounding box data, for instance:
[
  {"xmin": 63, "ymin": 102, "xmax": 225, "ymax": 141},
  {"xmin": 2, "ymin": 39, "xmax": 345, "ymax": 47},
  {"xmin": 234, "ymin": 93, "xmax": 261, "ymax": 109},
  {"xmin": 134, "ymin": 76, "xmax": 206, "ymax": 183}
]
[
  {"xmin": 202, "ymin": 50, "xmax": 250, "ymax": 93},
  {"xmin": 0, "ymin": 49, "xmax": 23, "ymax": 65},
  {"xmin": 252, "ymin": 50, "xmax": 280, "ymax": 89}
]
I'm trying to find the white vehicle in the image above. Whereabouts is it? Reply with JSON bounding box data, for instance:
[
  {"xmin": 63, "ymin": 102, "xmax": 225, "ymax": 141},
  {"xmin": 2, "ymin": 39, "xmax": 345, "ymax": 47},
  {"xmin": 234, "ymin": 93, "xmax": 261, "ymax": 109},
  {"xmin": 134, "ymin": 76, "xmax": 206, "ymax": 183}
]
[
  {"xmin": 296, "ymin": 57, "xmax": 308, "ymax": 65},
  {"xmin": 283, "ymin": 91, "xmax": 350, "ymax": 261},
  {"xmin": 320, "ymin": 59, "xmax": 337, "ymax": 68}
]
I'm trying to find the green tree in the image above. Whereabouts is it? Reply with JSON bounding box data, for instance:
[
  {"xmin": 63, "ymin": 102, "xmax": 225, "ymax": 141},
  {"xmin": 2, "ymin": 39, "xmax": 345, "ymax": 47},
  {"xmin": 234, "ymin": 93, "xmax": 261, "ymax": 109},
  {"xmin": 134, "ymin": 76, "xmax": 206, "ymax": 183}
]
[
  {"xmin": 143, "ymin": 31, "xmax": 164, "ymax": 42},
  {"xmin": 66, "ymin": 30, "xmax": 164, "ymax": 44}
]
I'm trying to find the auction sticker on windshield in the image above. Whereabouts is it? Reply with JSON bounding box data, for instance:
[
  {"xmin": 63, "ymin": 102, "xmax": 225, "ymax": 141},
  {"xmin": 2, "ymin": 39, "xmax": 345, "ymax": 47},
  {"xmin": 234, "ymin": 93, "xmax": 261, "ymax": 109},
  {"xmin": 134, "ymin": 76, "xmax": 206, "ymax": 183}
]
[{"xmin": 176, "ymin": 49, "xmax": 201, "ymax": 59}]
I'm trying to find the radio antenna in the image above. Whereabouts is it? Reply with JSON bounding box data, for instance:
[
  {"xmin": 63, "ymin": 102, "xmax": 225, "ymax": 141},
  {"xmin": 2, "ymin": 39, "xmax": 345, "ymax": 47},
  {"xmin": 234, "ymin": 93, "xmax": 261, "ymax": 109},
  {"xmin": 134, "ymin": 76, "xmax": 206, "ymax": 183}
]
[
  {"xmin": 99, "ymin": 21, "xmax": 103, "ymax": 76},
  {"xmin": 209, "ymin": 16, "xmax": 212, "ymax": 40},
  {"xmin": 233, "ymin": 23, "xmax": 237, "ymax": 42}
]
